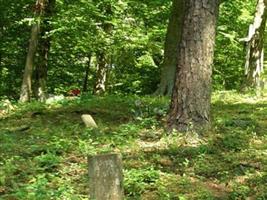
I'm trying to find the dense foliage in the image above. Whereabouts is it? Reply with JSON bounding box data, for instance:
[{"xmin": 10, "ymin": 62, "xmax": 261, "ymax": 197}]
[{"xmin": 0, "ymin": 0, "xmax": 263, "ymax": 99}]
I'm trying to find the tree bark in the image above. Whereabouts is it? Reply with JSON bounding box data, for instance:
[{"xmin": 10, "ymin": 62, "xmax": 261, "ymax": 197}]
[
  {"xmin": 167, "ymin": 0, "xmax": 220, "ymax": 132},
  {"xmin": 93, "ymin": 53, "xmax": 108, "ymax": 95},
  {"xmin": 241, "ymin": 0, "xmax": 267, "ymax": 91},
  {"xmin": 155, "ymin": 0, "xmax": 185, "ymax": 96},
  {"xmin": 93, "ymin": 3, "xmax": 113, "ymax": 95},
  {"xmin": 34, "ymin": 0, "xmax": 55, "ymax": 102},
  {"xmin": 20, "ymin": 0, "xmax": 47, "ymax": 102},
  {"xmin": 34, "ymin": 33, "xmax": 49, "ymax": 102},
  {"xmin": 20, "ymin": 23, "xmax": 40, "ymax": 102}
]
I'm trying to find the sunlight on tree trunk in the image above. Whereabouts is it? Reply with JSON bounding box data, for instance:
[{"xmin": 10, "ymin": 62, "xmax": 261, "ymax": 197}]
[
  {"xmin": 93, "ymin": 53, "xmax": 108, "ymax": 95},
  {"xmin": 241, "ymin": 0, "xmax": 267, "ymax": 91}
]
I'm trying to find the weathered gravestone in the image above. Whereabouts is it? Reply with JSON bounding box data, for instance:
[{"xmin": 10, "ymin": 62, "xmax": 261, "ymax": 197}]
[
  {"xmin": 88, "ymin": 153, "xmax": 123, "ymax": 200},
  {"xmin": 81, "ymin": 114, "xmax": 98, "ymax": 128}
]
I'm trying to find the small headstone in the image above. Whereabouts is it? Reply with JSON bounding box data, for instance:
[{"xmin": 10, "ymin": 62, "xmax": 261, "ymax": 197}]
[
  {"xmin": 88, "ymin": 153, "xmax": 124, "ymax": 200},
  {"xmin": 81, "ymin": 114, "xmax": 98, "ymax": 128}
]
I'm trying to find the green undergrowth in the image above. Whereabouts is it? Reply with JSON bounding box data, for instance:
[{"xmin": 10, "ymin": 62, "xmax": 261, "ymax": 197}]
[{"xmin": 0, "ymin": 91, "xmax": 267, "ymax": 199}]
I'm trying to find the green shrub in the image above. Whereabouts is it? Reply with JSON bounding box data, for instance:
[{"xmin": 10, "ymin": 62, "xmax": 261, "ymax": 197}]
[{"xmin": 124, "ymin": 167, "xmax": 160, "ymax": 198}]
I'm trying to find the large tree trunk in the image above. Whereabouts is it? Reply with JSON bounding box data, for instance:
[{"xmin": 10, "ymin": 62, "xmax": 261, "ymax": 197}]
[
  {"xmin": 167, "ymin": 0, "xmax": 220, "ymax": 132},
  {"xmin": 155, "ymin": 0, "xmax": 185, "ymax": 96},
  {"xmin": 93, "ymin": 53, "xmax": 108, "ymax": 95},
  {"xmin": 34, "ymin": 0, "xmax": 55, "ymax": 102},
  {"xmin": 241, "ymin": 0, "xmax": 267, "ymax": 91},
  {"xmin": 19, "ymin": 23, "xmax": 40, "ymax": 102}
]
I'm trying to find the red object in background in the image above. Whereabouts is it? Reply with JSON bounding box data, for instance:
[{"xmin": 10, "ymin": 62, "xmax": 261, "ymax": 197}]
[{"xmin": 68, "ymin": 89, "xmax": 81, "ymax": 96}]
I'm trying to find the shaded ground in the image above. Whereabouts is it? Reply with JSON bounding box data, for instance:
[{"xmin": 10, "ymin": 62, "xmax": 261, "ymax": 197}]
[{"xmin": 0, "ymin": 92, "xmax": 267, "ymax": 199}]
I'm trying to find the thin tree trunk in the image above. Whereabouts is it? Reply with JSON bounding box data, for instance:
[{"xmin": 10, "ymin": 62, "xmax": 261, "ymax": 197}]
[
  {"xmin": 20, "ymin": 0, "xmax": 48, "ymax": 102},
  {"xmin": 93, "ymin": 53, "xmax": 108, "ymax": 95},
  {"xmin": 167, "ymin": 0, "xmax": 220, "ymax": 132},
  {"xmin": 82, "ymin": 54, "xmax": 92, "ymax": 92},
  {"xmin": 241, "ymin": 0, "xmax": 267, "ymax": 91},
  {"xmin": 34, "ymin": 0, "xmax": 55, "ymax": 102},
  {"xmin": 20, "ymin": 23, "xmax": 40, "ymax": 102},
  {"xmin": 155, "ymin": 0, "xmax": 185, "ymax": 96}
]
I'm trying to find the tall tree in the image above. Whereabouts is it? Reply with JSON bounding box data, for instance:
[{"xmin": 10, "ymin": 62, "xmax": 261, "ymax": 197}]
[
  {"xmin": 20, "ymin": 0, "xmax": 55, "ymax": 102},
  {"xmin": 34, "ymin": 0, "xmax": 55, "ymax": 102},
  {"xmin": 241, "ymin": 0, "xmax": 267, "ymax": 91},
  {"xmin": 167, "ymin": 0, "xmax": 220, "ymax": 132},
  {"xmin": 19, "ymin": 0, "xmax": 41, "ymax": 102},
  {"xmin": 93, "ymin": 2, "xmax": 113, "ymax": 95},
  {"xmin": 155, "ymin": 0, "xmax": 184, "ymax": 96}
]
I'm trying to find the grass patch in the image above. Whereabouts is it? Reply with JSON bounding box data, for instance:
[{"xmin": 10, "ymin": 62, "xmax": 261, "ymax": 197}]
[{"xmin": 0, "ymin": 92, "xmax": 267, "ymax": 199}]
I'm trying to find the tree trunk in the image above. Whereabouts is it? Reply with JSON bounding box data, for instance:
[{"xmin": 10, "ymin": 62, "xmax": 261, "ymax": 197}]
[
  {"xmin": 93, "ymin": 3, "xmax": 113, "ymax": 95},
  {"xmin": 167, "ymin": 0, "xmax": 220, "ymax": 132},
  {"xmin": 155, "ymin": 0, "xmax": 185, "ymax": 96},
  {"xmin": 93, "ymin": 53, "xmax": 108, "ymax": 95},
  {"xmin": 0, "ymin": 11, "xmax": 4, "ymax": 82},
  {"xmin": 34, "ymin": 0, "xmax": 55, "ymax": 102},
  {"xmin": 19, "ymin": 23, "xmax": 40, "ymax": 102},
  {"xmin": 241, "ymin": 0, "xmax": 267, "ymax": 91},
  {"xmin": 20, "ymin": 0, "xmax": 48, "ymax": 102},
  {"xmin": 82, "ymin": 54, "xmax": 92, "ymax": 92},
  {"xmin": 34, "ymin": 33, "xmax": 49, "ymax": 102}
]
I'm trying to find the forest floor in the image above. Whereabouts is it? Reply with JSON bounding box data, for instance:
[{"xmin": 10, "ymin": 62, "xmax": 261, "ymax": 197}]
[{"xmin": 0, "ymin": 91, "xmax": 267, "ymax": 200}]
